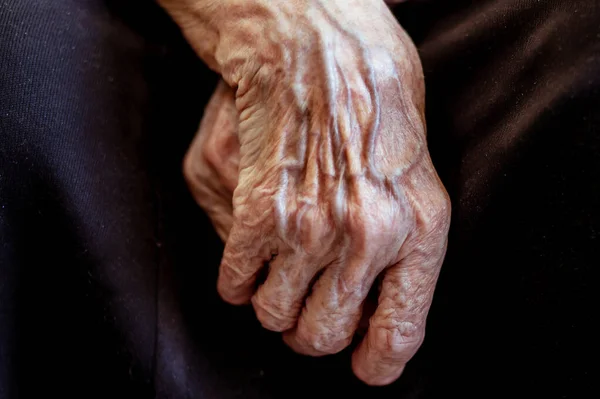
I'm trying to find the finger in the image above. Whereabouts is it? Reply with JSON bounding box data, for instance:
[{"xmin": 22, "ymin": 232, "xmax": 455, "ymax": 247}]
[
  {"xmin": 351, "ymin": 242, "xmax": 447, "ymax": 386},
  {"xmin": 184, "ymin": 135, "xmax": 234, "ymax": 242},
  {"xmin": 186, "ymin": 162, "xmax": 234, "ymax": 241},
  {"xmin": 217, "ymin": 221, "xmax": 274, "ymax": 305},
  {"xmin": 251, "ymin": 250, "xmax": 323, "ymax": 332},
  {"xmin": 184, "ymin": 81, "xmax": 239, "ymax": 241},
  {"xmin": 202, "ymin": 82, "xmax": 240, "ymax": 193},
  {"xmin": 206, "ymin": 202, "xmax": 234, "ymax": 242},
  {"xmin": 283, "ymin": 256, "xmax": 380, "ymax": 356}
]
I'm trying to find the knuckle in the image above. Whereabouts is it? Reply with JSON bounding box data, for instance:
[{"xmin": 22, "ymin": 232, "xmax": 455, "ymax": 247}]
[
  {"xmin": 317, "ymin": 335, "xmax": 352, "ymax": 355},
  {"xmin": 295, "ymin": 314, "xmax": 353, "ymax": 355},
  {"xmin": 345, "ymin": 207, "xmax": 377, "ymax": 243},
  {"xmin": 369, "ymin": 318, "xmax": 424, "ymax": 359},
  {"xmin": 423, "ymin": 188, "xmax": 452, "ymax": 233},
  {"xmin": 296, "ymin": 207, "xmax": 330, "ymax": 253},
  {"xmin": 297, "ymin": 329, "xmax": 350, "ymax": 355},
  {"xmin": 219, "ymin": 260, "xmax": 253, "ymax": 290},
  {"xmin": 252, "ymin": 293, "xmax": 296, "ymax": 332},
  {"xmin": 337, "ymin": 272, "xmax": 372, "ymax": 305},
  {"xmin": 434, "ymin": 189, "xmax": 452, "ymax": 225},
  {"xmin": 232, "ymin": 184, "xmax": 271, "ymax": 219},
  {"xmin": 202, "ymin": 136, "xmax": 221, "ymax": 171},
  {"xmin": 183, "ymin": 151, "xmax": 202, "ymax": 185},
  {"xmin": 183, "ymin": 151, "xmax": 217, "ymax": 205},
  {"xmin": 346, "ymin": 211, "xmax": 367, "ymax": 239},
  {"xmin": 349, "ymin": 195, "xmax": 400, "ymax": 234},
  {"xmin": 217, "ymin": 279, "xmax": 249, "ymax": 305},
  {"xmin": 410, "ymin": 188, "xmax": 451, "ymax": 248}
]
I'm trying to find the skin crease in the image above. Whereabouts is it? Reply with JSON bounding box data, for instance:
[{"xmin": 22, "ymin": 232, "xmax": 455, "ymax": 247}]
[
  {"xmin": 161, "ymin": 0, "xmax": 451, "ymax": 386},
  {"xmin": 184, "ymin": 82, "xmax": 240, "ymax": 241}
]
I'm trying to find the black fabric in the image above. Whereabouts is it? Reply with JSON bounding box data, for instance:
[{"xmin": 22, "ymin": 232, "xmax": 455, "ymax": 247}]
[{"xmin": 0, "ymin": 0, "xmax": 597, "ymax": 398}]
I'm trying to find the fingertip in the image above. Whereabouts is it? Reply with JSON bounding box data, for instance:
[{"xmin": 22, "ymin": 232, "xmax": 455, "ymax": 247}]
[
  {"xmin": 217, "ymin": 249, "xmax": 261, "ymax": 305},
  {"xmin": 217, "ymin": 276, "xmax": 253, "ymax": 305},
  {"xmin": 282, "ymin": 329, "xmax": 328, "ymax": 357},
  {"xmin": 251, "ymin": 293, "xmax": 297, "ymax": 332},
  {"xmin": 218, "ymin": 290, "xmax": 252, "ymax": 305},
  {"xmin": 281, "ymin": 330, "xmax": 305, "ymax": 354},
  {"xmin": 282, "ymin": 316, "xmax": 353, "ymax": 357},
  {"xmin": 351, "ymin": 344, "xmax": 405, "ymax": 386}
]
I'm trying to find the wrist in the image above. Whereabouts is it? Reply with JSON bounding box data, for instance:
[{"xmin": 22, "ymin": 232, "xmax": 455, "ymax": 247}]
[
  {"xmin": 158, "ymin": 0, "xmax": 410, "ymax": 87},
  {"xmin": 158, "ymin": 0, "xmax": 278, "ymax": 86}
]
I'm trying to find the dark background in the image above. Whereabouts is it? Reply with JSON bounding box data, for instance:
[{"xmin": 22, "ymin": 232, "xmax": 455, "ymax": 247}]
[{"xmin": 1, "ymin": 0, "xmax": 597, "ymax": 398}]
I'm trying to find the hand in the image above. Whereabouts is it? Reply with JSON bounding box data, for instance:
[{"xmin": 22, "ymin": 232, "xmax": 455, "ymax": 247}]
[{"xmin": 163, "ymin": 0, "xmax": 451, "ymax": 386}]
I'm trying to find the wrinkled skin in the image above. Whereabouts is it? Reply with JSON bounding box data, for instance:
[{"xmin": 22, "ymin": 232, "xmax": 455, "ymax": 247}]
[
  {"xmin": 161, "ymin": 0, "xmax": 451, "ymax": 386},
  {"xmin": 184, "ymin": 82, "xmax": 240, "ymax": 242}
]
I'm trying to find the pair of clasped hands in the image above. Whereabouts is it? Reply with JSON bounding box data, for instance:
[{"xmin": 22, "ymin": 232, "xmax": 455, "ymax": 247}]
[{"xmin": 159, "ymin": 0, "xmax": 450, "ymax": 386}]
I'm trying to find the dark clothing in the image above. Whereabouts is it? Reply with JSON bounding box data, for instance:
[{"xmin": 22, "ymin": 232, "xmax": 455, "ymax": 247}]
[{"xmin": 1, "ymin": 0, "xmax": 597, "ymax": 398}]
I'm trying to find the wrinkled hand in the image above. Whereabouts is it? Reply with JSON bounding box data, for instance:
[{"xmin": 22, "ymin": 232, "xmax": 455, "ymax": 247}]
[{"xmin": 163, "ymin": 0, "xmax": 451, "ymax": 386}]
